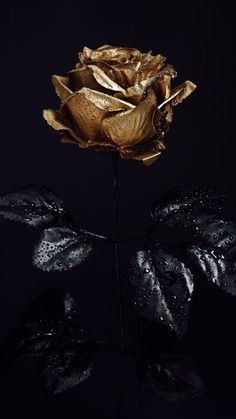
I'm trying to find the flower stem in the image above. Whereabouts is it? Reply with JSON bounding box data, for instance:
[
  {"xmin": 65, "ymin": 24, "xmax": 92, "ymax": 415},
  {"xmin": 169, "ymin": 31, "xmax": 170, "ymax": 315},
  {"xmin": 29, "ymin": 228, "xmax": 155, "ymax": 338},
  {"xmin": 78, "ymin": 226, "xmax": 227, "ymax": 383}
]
[
  {"xmin": 113, "ymin": 151, "xmax": 126, "ymax": 418},
  {"xmin": 113, "ymin": 151, "xmax": 125, "ymax": 353}
]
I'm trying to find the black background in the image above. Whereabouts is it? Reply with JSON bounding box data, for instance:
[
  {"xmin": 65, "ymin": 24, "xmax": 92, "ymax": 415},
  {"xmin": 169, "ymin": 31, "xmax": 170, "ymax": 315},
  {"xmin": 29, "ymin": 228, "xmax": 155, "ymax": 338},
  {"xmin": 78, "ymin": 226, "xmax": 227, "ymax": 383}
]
[{"xmin": 0, "ymin": 1, "xmax": 235, "ymax": 418}]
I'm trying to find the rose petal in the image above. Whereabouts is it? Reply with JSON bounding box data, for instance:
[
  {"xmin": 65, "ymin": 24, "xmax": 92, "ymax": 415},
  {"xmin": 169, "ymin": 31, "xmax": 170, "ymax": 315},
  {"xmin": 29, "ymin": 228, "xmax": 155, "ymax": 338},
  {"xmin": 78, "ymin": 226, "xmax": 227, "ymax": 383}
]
[
  {"xmin": 43, "ymin": 109, "xmax": 74, "ymax": 136},
  {"xmin": 68, "ymin": 66, "xmax": 105, "ymax": 92},
  {"xmin": 63, "ymin": 93, "xmax": 106, "ymax": 142},
  {"xmin": 43, "ymin": 109, "xmax": 85, "ymax": 145},
  {"xmin": 88, "ymin": 65, "xmax": 124, "ymax": 91},
  {"xmin": 61, "ymin": 136, "xmax": 78, "ymax": 145},
  {"xmin": 52, "ymin": 75, "xmax": 73, "ymax": 103},
  {"xmin": 101, "ymin": 88, "xmax": 157, "ymax": 147},
  {"xmin": 120, "ymin": 137, "xmax": 166, "ymax": 165},
  {"xmin": 97, "ymin": 44, "xmax": 112, "ymax": 50},
  {"xmin": 158, "ymin": 80, "xmax": 197, "ymax": 110},
  {"xmin": 125, "ymin": 149, "xmax": 162, "ymax": 166},
  {"xmin": 63, "ymin": 88, "xmax": 134, "ymax": 142},
  {"xmin": 135, "ymin": 68, "xmax": 157, "ymax": 83},
  {"xmin": 61, "ymin": 135, "xmax": 114, "ymax": 151},
  {"xmin": 92, "ymin": 61, "xmax": 141, "ymax": 89},
  {"xmin": 79, "ymin": 46, "xmax": 92, "ymax": 63},
  {"xmin": 115, "ymin": 63, "xmax": 141, "ymax": 86},
  {"xmin": 115, "ymin": 76, "xmax": 156, "ymax": 105},
  {"xmin": 141, "ymin": 53, "xmax": 166, "ymax": 68},
  {"xmin": 171, "ymin": 80, "xmax": 197, "ymax": 106},
  {"xmin": 154, "ymin": 75, "xmax": 172, "ymax": 100},
  {"xmin": 80, "ymin": 46, "xmax": 142, "ymax": 65},
  {"xmin": 78, "ymin": 87, "xmax": 134, "ymax": 111},
  {"xmin": 157, "ymin": 64, "xmax": 177, "ymax": 78},
  {"xmin": 137, "ymin": 56, "xmax": 166, "ymax": 82},
  {"xmin": 140, "ymin": 51, "xmax": 153, "ymax": 63}
]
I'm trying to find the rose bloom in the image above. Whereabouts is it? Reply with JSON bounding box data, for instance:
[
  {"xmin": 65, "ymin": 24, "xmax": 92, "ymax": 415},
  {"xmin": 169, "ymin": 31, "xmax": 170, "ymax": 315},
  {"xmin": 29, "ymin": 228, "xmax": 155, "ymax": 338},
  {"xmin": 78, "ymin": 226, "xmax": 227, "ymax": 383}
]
[{"xmin": 43, "ymin": 45, "xmax": 196, "ymax": 165}]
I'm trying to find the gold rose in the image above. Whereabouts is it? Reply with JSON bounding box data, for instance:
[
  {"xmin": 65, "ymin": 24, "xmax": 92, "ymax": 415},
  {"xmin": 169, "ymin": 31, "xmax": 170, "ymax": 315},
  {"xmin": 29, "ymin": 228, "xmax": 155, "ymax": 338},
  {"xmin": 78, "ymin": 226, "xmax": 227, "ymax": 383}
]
[{"xmin": 43, "ymin": 45, "xmax": 196, "ymax": 166}]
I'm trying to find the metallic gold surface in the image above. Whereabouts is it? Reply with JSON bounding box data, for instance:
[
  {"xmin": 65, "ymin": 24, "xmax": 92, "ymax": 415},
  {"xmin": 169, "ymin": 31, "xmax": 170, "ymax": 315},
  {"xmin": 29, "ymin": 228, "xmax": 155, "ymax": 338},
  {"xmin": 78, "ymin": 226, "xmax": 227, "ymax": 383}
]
[{"xmin": 43, "ymin": 45, "xmax": 196, "ymax": 164}]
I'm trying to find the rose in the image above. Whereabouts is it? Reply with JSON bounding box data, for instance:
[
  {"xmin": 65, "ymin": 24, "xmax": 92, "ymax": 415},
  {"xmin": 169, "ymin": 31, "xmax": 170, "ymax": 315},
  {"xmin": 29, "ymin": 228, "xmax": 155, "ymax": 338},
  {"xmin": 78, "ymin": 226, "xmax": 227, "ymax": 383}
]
[{"xmin": 43, "ymin": 45, "xmax": 196, "ymax": 165}]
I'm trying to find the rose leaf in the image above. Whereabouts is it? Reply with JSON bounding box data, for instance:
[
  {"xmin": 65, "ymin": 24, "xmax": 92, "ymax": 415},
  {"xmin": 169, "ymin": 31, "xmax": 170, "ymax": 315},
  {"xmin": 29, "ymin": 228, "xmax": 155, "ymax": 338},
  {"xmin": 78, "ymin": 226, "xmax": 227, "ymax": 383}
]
[
  {"xmin": 188, "ymin": 219, "xmax": 236, "ymax": 296},
  {"xmin": 41, "ymin": 340, "xmax": 101, "ymax": 394},
  {"xmin": 0, "ymin": 184, "xmax": 67, "ymax": 227},
  {"xmin": 137, "ymin": 354, "xmax": 204, "ymax": 402},
  {"xmin": 130, "ymin": 245, "xmax": 194, "ymax": 336},
  {"xmin": 33, "ymin": 227, "xmax": 92, "ymax": 272},
  {"xmin": 0, "ymin": 290, "xmax": 101, "ymax": 394},
  {"xmin": 151, "ymin": 185, "xmax": 226, "ymax": 229}
]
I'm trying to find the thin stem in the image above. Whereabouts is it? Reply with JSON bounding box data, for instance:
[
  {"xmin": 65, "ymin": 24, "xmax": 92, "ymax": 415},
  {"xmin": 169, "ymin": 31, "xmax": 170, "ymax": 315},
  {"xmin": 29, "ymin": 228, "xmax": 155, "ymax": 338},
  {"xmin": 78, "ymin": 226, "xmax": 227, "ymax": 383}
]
[
  {"xmin": 113, "ymin": 151, "xmax": 125, "ymax": 352},
  {"xmin": 80, "ymin": 228, "xmax": 111, "ymax": 241},
  {"xmin": 113, "ymin": 151, "xmax": 126, "ymax": 419}
]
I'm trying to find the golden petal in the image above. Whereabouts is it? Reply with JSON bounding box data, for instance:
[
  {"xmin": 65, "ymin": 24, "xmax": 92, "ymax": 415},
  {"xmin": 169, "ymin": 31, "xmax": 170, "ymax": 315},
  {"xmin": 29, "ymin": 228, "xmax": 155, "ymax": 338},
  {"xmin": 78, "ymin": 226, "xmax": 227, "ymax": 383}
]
[
  {"xmin": 52, "ymin": 75, "xmax": 73, "ymax": 103},
  {"xmin": 132, "ymin": 150, "xmax": 162, "ymax": 166},
  {"xmin": 93, "ymin": 61, "xmax": 141, "ymax": 88},
  {"xmin": 78, "ymin": 87, "xmax": 134, "ymax": 111},
  {"xmin": 79, "ymin": 46, "xmax": 92, "ymax": 63},
  {"xmin": 68, "ymin": 66, "xmax": 104, "ymax": 92},
  {"xmin": 43, "ymin": 109, "xmax": 75, "ymax": 137},
  {"xmin": 101, "ymin": 88, "xmax": 157, "ymax": 147},
  {"xmin": 63, "ymin": 92, "xmax": 106, "ymax": 142},
  {"xmin": 153, "ymin": 75, "xmax": 172, "ymax": 102},
  {"xmin": 116, "ymin": 63, "xmax": 142, "ymax": 87},
  {"xmin": 97, "ymin": 44, "xmax": 113, "ymax": 50},
  {"xmin": 87, "ymin": 65, "xmax": 124, "ymax": 91},
  {"xmin": 134, "ymin": 58, "xmax": 168, "ymax": 84},
  {"xmin": 158, "ymin": 80, "xmax": 197, "ymax": 110},
  {"xmin": 43, "ymin": 108, "xmax": 87, "ymax": 144},
  {"xmin": 141, "ymin": 54, "xmax": 166, "ymax": 69},
  {"xmin": 165, "ymin": 105, "xmax": 173, "ymax": 123},
  {"xmin": 84, "ymin": 46, "xmax": 142, "ymax": 65},
  {"xmin": 140, "ymin": 51, "xmax": 153, "ymax": 63},
  {"xmin": 135, "ymin": 67, "xmax": 157, "ymax": 83},
  {"xmin": 157, "ymin": 64, "xmax": 177, "ymax": 79},
  {"xmin": 63, "ymin": 88, "xmax": 134, "ymax": 142},
  {"xmin": 120, "ymin": 136, "xmax": 166, "ymax": 164},
  {"xmin": 171, "ymin": 80, "xmax": 197, "ymax": 106},
  {"xmin": 115, "ymin": 76, "xmax": 156, "ymax": 105},
  {"xmin": 61, "ymin": 135, "xmax": 78, "ymax": 145}
]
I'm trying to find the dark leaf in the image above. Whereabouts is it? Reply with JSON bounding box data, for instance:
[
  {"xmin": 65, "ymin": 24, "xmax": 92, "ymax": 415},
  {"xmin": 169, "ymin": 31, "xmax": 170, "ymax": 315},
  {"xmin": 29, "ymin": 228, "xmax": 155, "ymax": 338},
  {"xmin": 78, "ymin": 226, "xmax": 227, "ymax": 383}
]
[
  {"xmin": 195, "ymin": 219, "xmax": 236, "ymax": 251},
  {"xmin": 151, "ymin": 185, "xmax": 226, "ymax": 228},
  {"xmin": 0, "ymin": 185, "xmax": 66, "ymax": 227},
  {"xmin": 130, "ymin": 245, "xmax": 194, "ymax": 335},
  {"xmin": 0, "ymin": 290, "xmax": 101, "ymax": 393},
  {"xmin": 138, "ymin": 354, "xmax": 204, "ymax": 402},
  {"xmin": 33, "ymin": 227, "xmax": 92, "ymax": 271},
  {"xmin": 20, "ymin": 289, "xmax": 83, "ymax": 343},
  {"xmin": 189, "ymin": 219, "xmax": 236, "ymax": 296},
  {"xmin": 41, "ymin": 340, "xmax": 101, "ymax": 394},
  {"xmin": 0, "ymin": 327, "xmax": 47, "ymax": 377},
  {"xmin": 0, "ymin": 184, "xmax": 67, "ymax": 227},
  {"xmin": 0, "ymin": 290, "xmax": 81, "ymax": 371},
  {"xmin": 21, "ymin": 289, "xmax": 80, "ymax": 330}
]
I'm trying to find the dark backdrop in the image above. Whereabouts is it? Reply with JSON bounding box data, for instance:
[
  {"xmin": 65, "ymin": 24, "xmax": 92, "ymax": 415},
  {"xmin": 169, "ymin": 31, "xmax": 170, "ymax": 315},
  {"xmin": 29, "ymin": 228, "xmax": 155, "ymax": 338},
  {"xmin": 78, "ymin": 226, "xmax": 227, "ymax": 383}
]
[{"xmin": 0, "ymin": 1, "xmax": 235, "ymax": 418}]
